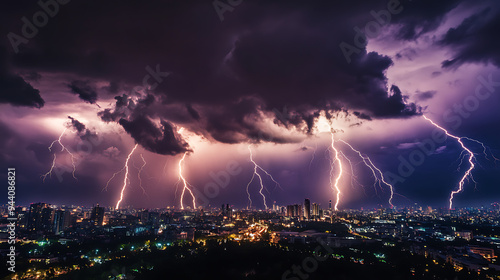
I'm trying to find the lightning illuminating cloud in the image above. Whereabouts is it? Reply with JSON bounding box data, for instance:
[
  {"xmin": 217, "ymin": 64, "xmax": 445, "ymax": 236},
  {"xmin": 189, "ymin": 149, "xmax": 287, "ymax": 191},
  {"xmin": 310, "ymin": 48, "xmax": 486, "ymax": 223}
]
[
  {"xmin": 41, "ymin": 127, "xmax": 77, "ymax": 182},
  {"xmin": 178, "ymin": 152, "xmax": 196, "ymax": 210}
]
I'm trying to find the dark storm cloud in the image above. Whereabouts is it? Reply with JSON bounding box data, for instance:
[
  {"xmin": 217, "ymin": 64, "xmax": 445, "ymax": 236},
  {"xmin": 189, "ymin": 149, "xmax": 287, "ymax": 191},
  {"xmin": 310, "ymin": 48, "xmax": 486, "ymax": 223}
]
[
  {"xmin": 0, "ymin": 0, "xmax": 442, "ymax": 147},
  {"xmin": 353, "ymin": 111, "xmax": 372, "ymax": 120},
  {"xmin": 186, "ymin": 104, "xmax": 200, "ymax": 121},
  {"xmin": 98, "ymin": 94, "xmax": 135, "ymax": 122},
  {"xmin": 381, "ymin": 85, "xmax": 421, "ymax": 117},
  {"xmin": 395, "ymin": 48, "xmax": 418, "ymax": 61},
  {"xmin": 223, "ymin": 26, "xmax": 420, "ymax": 120},
  {"xmin": 0, "ymin": 47, "xmax": 44, "ymax": 108},
  {"xmin": 67, "ymin": 116, "xmax": 85, "ymax": 133},
  {"xmin": 67, "ymin": 116, "xmax": 98, "ymax": 142},
  {"xmin": 0, "ymin": 74, "xmax": 44, "ymax": 108},
  {"xmin": 105, "ymin": 81, "xmax": 120, "ymax": 94},
  {"xmin": 98, "ymin": 93, "xmax": 194, "ymax": 153},
  {"xmin": 414, "ymin": 90, "xmax": 437, "ymax": 101},
  {"xmin": 200, "ymin": 97, "xmax": 300, "ymax": 144},
  {"xmin": 21, "ymin": 71, "xmax": 41, "ymax": 81},
  {"xmin": 391, "ymin": 0, "xmax": 461, "ymax": 40},
  {"xmin": 119, "ymin": 115, "xmax": 190, "ymax": 155},
  {"xmin": 440, "ymin": 6, "xmax": 500, "ymax": 68},
  {"xmin": 68, "ymin": 80, "xmax": 98, "ymax": 105}
]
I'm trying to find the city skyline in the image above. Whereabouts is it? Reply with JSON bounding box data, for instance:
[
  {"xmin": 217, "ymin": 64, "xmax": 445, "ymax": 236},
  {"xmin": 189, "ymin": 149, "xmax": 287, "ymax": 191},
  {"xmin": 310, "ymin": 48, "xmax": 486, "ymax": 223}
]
[{"xmin": 1, "ymin": 0, "xmax": 500, "ymax": 210}]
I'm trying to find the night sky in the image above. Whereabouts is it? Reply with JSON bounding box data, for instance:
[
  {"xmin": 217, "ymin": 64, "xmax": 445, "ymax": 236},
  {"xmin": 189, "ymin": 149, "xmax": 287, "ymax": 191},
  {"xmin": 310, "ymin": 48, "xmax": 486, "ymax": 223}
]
[{"xmin": 1, "ymin": 0, "xmax": 499, "ymax": 209}]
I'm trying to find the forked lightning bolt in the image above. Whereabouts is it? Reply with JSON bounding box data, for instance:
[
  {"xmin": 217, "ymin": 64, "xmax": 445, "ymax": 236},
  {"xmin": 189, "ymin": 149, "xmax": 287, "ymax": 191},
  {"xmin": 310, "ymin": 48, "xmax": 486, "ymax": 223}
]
[
  {"xmin": 339, "ymin": 140, "xmax": 395, "ymax": 208},
  {"xmin": 246, "ymin": 145, "xmax": 281, "ymax": 210},
  {"xmin": 423, "ymin": 116, "xmax": 475, "ymax": 209},
  {"xmin": 137, "ymin": 154, "xmax": 147, "ymax": 195},
  {"xmin": 41, "ymin": 128, "xmax": 77, "ymax": 181},
  {"xmin": 41, "ymin": 155, "xmax": 57, "ymax": 182},
  {"xmin": 178, "ymin": 152, "xmax": 196, "ymax": 210},
  {"xmin": 115, "ymin": 144, "xmax": 138, "ymax": 209},
  {"xmin": 330, "ymin": 132, "xmax": 343, "ymax": 211},
  {"xmin": 247, "ymin": 145, "xmax": 267, "ymax": 209}
]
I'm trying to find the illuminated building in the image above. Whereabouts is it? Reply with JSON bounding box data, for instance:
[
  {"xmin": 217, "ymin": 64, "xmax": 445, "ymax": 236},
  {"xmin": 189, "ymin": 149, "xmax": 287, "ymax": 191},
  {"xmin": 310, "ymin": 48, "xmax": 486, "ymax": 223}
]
[
  {"xmin": 304, "ymin": 199, "xmax": 311, "ymax": 220},
  {"xmin": 91, "ymin": 204, "xmax": 105, "ymax": 226},
  {"xmin": 27, "ymin": 203, "xmax": 50, "ymax": 232}
]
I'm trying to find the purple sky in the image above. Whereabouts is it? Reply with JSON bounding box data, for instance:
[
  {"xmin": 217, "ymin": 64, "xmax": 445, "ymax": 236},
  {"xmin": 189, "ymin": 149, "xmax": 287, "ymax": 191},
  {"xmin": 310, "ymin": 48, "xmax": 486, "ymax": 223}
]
[{"xmin": 1, "ymin": 0, "xmax": 500, "ymax": 209}]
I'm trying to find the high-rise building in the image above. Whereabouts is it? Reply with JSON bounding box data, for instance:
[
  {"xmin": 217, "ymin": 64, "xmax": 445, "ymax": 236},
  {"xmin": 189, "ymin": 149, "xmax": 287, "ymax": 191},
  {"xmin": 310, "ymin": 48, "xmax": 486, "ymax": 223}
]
[
  {"xmin": 221, "ymin": 204, "xmax": 231, "ymax": 218},
  {"xmin": 304, "ymin": 199, "xmax": 311, "ymax": 220},
  {"xmin": 53, "ymin": 209, "xmax": 71, "ymax": 234},
  {"xmin": 41, "ymin": 207, "xmax": 54, "ymax": 232},
  {"xmin": 286, "ymin": 205, "xmax": 293, "ymax": 217},
  {"xmin": 63, "ymin": 210, "xmax": 72, "ymax": 229},
  {"xmin": 27, "ymin": 203, "xmax": 50, "ymax": 232},
  {"xmin": 329, "ymin": 200, "xmax": 332, "ymax": 211},
  {"xmin": 91, "ymin": 204, "xmax": 105, "ymax": 226},
  {"xmin": 312, "ymin": 203, "xmax": 320, "ymax": 218},
  {"xmin": 286, "ymin": 204, "xmax": 303, "ymax": 218}
]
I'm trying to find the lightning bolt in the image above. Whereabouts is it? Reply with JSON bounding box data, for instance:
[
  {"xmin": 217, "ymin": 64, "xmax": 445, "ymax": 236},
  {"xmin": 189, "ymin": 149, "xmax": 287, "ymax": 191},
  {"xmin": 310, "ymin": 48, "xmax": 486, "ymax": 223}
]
[
  {"xmin": 178, "ymin": 152, "xmax": 196, "ymax": 210},
  {"xmin": 339, "ymin": 140, "xmax": 395, "ymax": 208},
  {"xmin": 461, "ymin": 137, "xmax": 500, "ymax": 163},
  {"xmin": 247, "ymin": 145, "xmax": 267, "ymax": 209},
  {"xmin": 137, "ymin": 154, "xmax": 147, "ymax": 195},
  {"xmin": 115, "ymin": 144, "xmax": 139, "ymax": 209},
  {"xmin": 423, "ymin": 115, "xmax": 475, "ymax": 209},
  {"xmin": 103, "ymin": 166, "xmax": 126, "ymax": 191},
  {"xmin": 48, "ymin": 128, "xmax": 68, "ymax": 152},
  {"xmin": 309, "ymin": 143, "xmax": 318, "ymax": 170},
  {"xmin": 41, "ymin": 127, "xmax": 77, "ymax": 181},
  {"xmin": 246, "ymin": 145, "xmax": 281, "ymax": 210},
  {"xmin": 245, "ymin": 170, "xmax": 255, "ymax": 209},
  {"xmin": 330, "ymin": 132, "xmax": 343, "ymax": 211},
  {"xmin": 41, "ymin": 154, "xmax": 57, "ymax": 182}
]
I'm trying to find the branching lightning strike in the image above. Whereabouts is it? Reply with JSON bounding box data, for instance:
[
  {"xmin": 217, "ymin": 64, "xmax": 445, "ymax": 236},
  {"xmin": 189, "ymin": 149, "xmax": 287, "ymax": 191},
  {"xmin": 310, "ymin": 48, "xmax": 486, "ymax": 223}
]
[
  {"xmin": 423, "ymin": 115, "xmax": 475, "ymax": 209},
  {"xmin": 246, "ymin": 145, "xmax": 281, "ymax": 210},
  {"xmin": 339, "ymin": 140, "xmax": 395, "ymax": 208},
  {"xmin": 137, "ymin": 154, "xmax": 147, "ymax": 195},
  {"xmin": 41, "ymin": 155, "xmax": 57, "ymax": 182},
  {"xmin": 178, "ymin": 152, "xmax": 196, "ymax": 210},
  {"xmin": 41, "ymin": 127, "xmax": 77, "ymax": 182},
  {"xmin": 115, "ymin": 144, "xmax": 139, "ymax": 209}
]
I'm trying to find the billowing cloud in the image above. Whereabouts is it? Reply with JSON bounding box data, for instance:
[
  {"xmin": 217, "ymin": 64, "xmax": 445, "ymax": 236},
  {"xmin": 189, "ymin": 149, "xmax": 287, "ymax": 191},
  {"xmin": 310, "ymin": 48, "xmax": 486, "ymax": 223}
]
[
  {"xmin": 391, "ymin": 0, "xmax": 461, "ymax": 40},
  {"xmin": 119, "ymin": 115, "xmax": 190, "ymax": 155},
  {"xmin": 68, "ymin": 80, "xmax": 98, "ymax": 105},
  {"xmin": 440, "ymin": 7, "xmax": 500, "ymax": 68},
  {"xmin": 2, "ymin": 0, "xmax": 427, "ymax": 147},
  {"xmin": 414, "ymin": 90, "xmax": 437, "ymax": 101},
  {"xmin": 67, "ymin": 116, "xmax": 98, "ymax": 142},
  {"xmin": 0, "ymin": 48, "xmax": 44, "ymax": 108}
]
